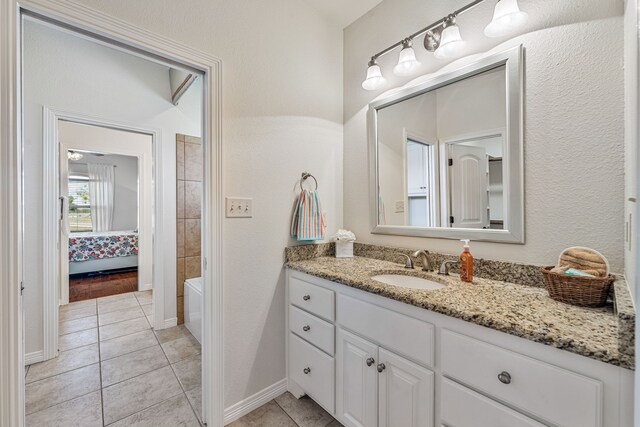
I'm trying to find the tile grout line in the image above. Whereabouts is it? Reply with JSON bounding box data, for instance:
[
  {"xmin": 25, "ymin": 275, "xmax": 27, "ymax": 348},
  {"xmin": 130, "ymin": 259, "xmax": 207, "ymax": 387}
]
[{"xmin": 273, "ymin": 398, "xmax": 303, "ymax": 427}]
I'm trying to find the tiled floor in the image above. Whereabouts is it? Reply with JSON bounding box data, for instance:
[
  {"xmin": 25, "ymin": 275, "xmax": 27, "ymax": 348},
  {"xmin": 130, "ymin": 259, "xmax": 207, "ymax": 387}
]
[
  {"xmin": 25, "ymin": 290, "xmax": 203, "ymax": 426},
  {"xmin": 69, "ymin": 271, "xmax": 139, "ymax": 302},
  {"xmin": 229, "ymin": 393, "xmax": 343, "ymax": 427}
]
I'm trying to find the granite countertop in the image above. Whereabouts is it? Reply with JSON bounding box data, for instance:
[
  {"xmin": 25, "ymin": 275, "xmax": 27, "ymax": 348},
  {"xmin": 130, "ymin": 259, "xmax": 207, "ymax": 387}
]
[{"xmin": 286, "ymin": 255, "xmax": 634, "ymax": 370}]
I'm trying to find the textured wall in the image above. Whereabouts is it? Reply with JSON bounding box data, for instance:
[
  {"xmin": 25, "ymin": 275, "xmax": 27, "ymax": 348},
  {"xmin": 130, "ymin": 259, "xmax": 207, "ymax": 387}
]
[{"xmin": 344, "ymin": 0, "xmax": 625, "ymax": 272}]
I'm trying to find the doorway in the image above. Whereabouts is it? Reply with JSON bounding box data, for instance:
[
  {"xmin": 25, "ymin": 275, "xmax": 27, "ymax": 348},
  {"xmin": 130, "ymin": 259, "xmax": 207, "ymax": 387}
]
[
  {"xmin": 1, "ymin": 8, "xmax": 224, "ymax": 426},
  {"xmin": 60, "ymin": 121, "xmax": 153, "ymax": 303}
]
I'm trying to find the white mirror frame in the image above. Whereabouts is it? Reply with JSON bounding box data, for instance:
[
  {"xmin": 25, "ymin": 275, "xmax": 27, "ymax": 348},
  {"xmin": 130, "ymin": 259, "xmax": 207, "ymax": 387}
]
[{"xmin": 368, "ymin": 45, "xmax": 524, "ymax": 244}]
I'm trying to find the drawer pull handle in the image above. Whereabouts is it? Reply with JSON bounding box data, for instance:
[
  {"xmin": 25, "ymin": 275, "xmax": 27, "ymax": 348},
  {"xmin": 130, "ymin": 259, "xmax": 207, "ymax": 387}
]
[
  {"xmin": 366, "ymin": 357, "xmax": 375, "ymax": 367},
  {"xmin": 302, "ymin": 325, "xmax": 311, "ymax": 332},
  {"xmin": 303, "ymin": 367, "xmax": 311, "ymax": 375},
  {"xmin": 377, "ymin": 363, "xmax": 386, "ymax": 373},
  {"xmin": 498, "ymin": 371, "xmax": 511, "ymax": 384},
  {"xmin": 303, "ymin": 295, "xmax": 311, "ymax": 301}
]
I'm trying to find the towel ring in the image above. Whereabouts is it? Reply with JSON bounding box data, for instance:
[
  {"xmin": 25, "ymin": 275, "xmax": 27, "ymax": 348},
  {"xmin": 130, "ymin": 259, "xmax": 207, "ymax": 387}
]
[{"xmin": 300, "ymin": 172, "xmax": 318, "ymax": 191}]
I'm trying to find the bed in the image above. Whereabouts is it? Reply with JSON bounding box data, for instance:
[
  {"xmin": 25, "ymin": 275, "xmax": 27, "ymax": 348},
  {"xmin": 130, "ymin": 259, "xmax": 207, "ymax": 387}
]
[{"xmin": 69, "ymin": 231, "xmax": 138, "ymax": 274}]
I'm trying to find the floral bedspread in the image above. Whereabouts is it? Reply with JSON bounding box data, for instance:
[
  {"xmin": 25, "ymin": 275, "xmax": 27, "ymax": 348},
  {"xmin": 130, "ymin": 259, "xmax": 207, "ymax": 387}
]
[{"xmin": 69, "ymin": 232, "xmax": 138, "ymax": 262}]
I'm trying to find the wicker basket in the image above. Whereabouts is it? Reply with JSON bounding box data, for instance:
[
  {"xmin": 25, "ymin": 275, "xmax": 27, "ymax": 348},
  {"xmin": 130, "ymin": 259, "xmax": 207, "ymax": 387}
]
[{"xmin": 541, "ymin": 266, "xmax": 614, "ymax": 307}]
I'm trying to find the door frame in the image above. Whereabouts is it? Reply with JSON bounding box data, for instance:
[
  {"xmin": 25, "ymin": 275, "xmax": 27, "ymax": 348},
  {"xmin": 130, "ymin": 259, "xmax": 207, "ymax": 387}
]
[
  {"xmin": 44, "ymin": 109, "xmax": 158, "ymax": 362},
  {"xmin": 0, "ymin": 2, "xmax": 224, "ymax": 426}
]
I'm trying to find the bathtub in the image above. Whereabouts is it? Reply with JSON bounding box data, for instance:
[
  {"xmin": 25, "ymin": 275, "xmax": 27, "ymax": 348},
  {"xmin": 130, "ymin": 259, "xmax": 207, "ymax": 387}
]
[{"xmin": 184, "ymin": 277, "xmax": 202, "ymax": 344}]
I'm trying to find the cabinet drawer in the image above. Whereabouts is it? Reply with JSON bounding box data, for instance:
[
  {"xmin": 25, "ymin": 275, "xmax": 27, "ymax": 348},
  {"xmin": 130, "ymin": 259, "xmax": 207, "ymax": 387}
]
[
  {"xmin": 290, "ymin": 276, "xmax": 335, "ymax": 321},
  {"xmin": 289, "ymin": 333, "xmax": 335, "ymax": 414},
  {"xmin": 441, "ymin": 379, "xmax": 545, "ymax": 427},
  {"xmin": 441, "ymin": 330, "xmax": 603, "ymax": 427},
  {"xmin": 337, "ymin": 294, "xmax": 434, "ymax": 367},
  {"xmin": 290, "ymin": 305, "xmax": 335, "ymax": 355}
]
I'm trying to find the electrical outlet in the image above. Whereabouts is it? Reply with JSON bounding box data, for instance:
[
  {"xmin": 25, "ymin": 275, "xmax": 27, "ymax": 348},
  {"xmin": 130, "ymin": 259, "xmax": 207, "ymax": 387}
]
[
  {"xmin": 395, "ymin": 200, "xmax": 405, "ymax": 213},
  {"xmin": 226, "ymin": 197, "xmax": 252, "ymax": 218}
]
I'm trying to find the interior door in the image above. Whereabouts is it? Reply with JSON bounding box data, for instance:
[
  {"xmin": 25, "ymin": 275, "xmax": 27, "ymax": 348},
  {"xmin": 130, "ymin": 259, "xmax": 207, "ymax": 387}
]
[
  {"xmin": 378, "ymin": 348, "xmax": 434, "ymax": 427},
  {"xmin": 337, "ymin": 328, "xmax": 378, "ymax": 427},
  {"xmin": 449, "ymin": 145, "xmax": 489, "ymax": 229}
]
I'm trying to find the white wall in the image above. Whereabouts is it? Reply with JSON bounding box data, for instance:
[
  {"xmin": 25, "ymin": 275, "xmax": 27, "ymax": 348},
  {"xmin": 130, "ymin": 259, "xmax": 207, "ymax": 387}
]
[
  {"xmin": 69, "ymin": 153, "xmax": 139, "ymax": 232},
  {"xmin": 23, "ymin": 19, "xmax": 201, "ymax": 357},
  {"xmin": 37, "ymin": 0, "xmax": 344, "ymax": 410},
  {"xmin": 345, "ymin": 0, "xmax": 625, "ymax": 272}
]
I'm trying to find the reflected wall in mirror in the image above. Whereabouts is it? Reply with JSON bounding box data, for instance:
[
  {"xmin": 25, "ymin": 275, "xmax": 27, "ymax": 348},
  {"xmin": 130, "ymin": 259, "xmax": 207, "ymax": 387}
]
[{"xmin": 370, "ymin": 46, "xmax": 523, "ymax": 243}]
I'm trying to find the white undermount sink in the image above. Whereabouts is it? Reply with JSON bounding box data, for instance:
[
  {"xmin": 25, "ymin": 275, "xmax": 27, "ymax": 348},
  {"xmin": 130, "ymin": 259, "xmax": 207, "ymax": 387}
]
[{"xmin": 371, "ymin": 274, "xmax": 446, "ymax": 290}]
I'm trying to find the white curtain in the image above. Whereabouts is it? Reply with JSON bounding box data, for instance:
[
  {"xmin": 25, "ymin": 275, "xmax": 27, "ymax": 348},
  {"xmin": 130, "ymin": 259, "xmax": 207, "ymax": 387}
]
[{"xmin": 88, "ymin": 163, "xmax": 115, "ymax": 232}]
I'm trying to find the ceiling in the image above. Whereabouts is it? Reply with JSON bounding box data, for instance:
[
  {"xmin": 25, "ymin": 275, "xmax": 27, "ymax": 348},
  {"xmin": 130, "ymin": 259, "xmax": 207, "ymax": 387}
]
[{"xmin": 302, "ymin": 0, "xmax": 384, "ymax": 28}]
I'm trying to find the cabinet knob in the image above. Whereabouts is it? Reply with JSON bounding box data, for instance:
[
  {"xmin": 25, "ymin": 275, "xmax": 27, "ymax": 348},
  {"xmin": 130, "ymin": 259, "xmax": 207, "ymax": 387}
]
[
  {"xmin": 366, "ymin": 357, "xmax": 375, "ymax": 367},
  {"xmin": 302, "ymin": 325, "xmax": 311, "ymax": 332},
  {"xmin": 498, "ymin": 371, "xmax": 511, "ymax": 384},
  {"xmin": 303, "ymin": 367, "xmax": 311, "ymax": 375},
  {"xmin": 377, "ymin": 363, "xmax": 386, "ymax": 373},
  {"xmin": 303, "ymin": 295, "xmax": 311, "ymax": 301}
]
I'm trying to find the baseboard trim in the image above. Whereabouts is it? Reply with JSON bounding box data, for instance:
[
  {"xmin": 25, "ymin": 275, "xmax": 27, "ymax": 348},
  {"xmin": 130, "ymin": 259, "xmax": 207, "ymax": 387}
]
[
  {"xmin": 223, "ymin": 379, "xmax": 288, "ymax": 425},
  {"xmin": 138, "ymin": 283, "xmax": 153, "ymax": 291},
  {"xmin": 162, "ymin": 317, "xmax": 178, "ymax": 329},
  {"xmin": 24, "ymin": 350, "xmax": 44, "ymax": 366}
]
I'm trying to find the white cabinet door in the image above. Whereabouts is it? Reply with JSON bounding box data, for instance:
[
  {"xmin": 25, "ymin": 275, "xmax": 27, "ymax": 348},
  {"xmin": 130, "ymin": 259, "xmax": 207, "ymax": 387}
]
[
  {"xmin": 378, "ymin": 348, "xmax": 434, "ymax": 427},
  {"xmin": 337, "ymin": 328, "xmax": 378, "ymax": 427},
  {"xmin": 407, "ymin": 141, "xmax": 427, "ymax": 196}
]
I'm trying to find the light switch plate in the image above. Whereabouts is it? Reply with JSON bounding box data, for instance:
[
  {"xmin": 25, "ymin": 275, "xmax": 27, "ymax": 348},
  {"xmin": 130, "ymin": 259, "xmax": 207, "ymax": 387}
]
[
  {"xmin": 395, "ymin": 200, "xmax": 405, "ymax": 213},
  {"xmin": 226, "ymin": 197, "xmax": 252, "ymax": 218}
]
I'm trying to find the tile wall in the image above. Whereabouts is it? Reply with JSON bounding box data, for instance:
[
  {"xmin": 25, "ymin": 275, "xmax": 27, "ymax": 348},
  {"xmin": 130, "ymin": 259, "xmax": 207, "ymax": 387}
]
[{"xmin": 176, "ymin": 134, "xmax": 202, "ymax": 324}]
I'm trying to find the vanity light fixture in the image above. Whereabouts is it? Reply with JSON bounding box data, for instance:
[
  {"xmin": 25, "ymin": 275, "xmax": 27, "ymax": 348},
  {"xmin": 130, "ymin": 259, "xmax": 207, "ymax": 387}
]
[
  {"xmin": 361, "ymin": 0, "xmax": 528, "ymax": 91},
  {"xmin": 484, "ymin": 0, "xmax": 528, "ymax": 37},
  {"xmin": 362, "ymin": 58, "xmax": 386, "ymax": 90},
  {"xmin": 67, "ymin": 151, "xmax": 83, "ymax": 161},
  {"xmin": 393, "ymin": 38, "xmax": 421, "ymax": 76},
  {"xmin": 434, "ymin": 15, "xmax": 466, "ymax": 60}
]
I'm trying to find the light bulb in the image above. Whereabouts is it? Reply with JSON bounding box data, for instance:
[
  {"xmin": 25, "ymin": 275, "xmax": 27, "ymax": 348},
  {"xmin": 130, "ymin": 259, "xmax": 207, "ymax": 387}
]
[
  {"xmin": 67, "ymin": 151, "xmax": 83, "ymax": 161},
  {"xmin": 393, "ymin": 40, "xmax": 421, "ymax": 76},
  {"xmin": 484, "ymin": 0, "xmax": 528, "ymax": 38},
  {"xmin": 362, "ymin": 60, "xmax": 386, "ymax": 91},
  {"xmin": 434, "ymin": 19, "xmax": 466, "ymax": 59}
]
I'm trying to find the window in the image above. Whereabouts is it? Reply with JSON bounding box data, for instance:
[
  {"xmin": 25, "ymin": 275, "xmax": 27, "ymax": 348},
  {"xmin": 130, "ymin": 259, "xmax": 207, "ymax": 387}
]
[{"xmin": 68, "ymin": 176, "xmax": 92, "ymax": 232}]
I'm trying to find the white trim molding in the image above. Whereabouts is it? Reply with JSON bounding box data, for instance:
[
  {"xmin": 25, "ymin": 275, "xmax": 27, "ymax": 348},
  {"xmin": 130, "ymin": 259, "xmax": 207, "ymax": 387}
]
[
  {"xmin": 223, "ymin": 379, "xmax": 288, "ymax": 425},
  {"xmin": 0, "ymin": 0, "xmax": 24, "ymax": 425},
  {"xmin": 24, "ymin": 351, "xmax": 44, "ymax": 366},
  {"xmin": 1, "ymin": 2, "xmax": 224, "ymax": 426},
  {"xmin": 163, "ymin": 317, "xmax": 178, "ymax": 329}
]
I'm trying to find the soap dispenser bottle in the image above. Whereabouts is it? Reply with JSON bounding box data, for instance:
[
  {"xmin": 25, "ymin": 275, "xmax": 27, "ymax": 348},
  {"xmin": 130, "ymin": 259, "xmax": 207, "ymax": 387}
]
[{"xmin": 459, "ymin": 239, "xmax": 473, "ymax": 283}]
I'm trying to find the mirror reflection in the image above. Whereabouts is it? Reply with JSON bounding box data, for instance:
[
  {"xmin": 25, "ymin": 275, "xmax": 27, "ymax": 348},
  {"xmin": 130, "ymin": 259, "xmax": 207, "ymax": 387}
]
[{"xmin": 377, "ymin": 65, "xmax": 506, "ymax": 230}]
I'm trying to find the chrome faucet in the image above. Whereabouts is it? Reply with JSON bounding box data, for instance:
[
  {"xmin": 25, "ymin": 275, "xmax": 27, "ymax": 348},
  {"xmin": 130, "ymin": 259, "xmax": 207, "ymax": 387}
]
[
  {"xmin": 395, "ymin": 253, "xmax": 414, "ymax": 269},
  {"xmin": 412, "ymin": 250, "xmax": 433, "ymax": 272},
  {"xmin": 438, "ymin": 260, "xmax": 457, "ymax": 276}
]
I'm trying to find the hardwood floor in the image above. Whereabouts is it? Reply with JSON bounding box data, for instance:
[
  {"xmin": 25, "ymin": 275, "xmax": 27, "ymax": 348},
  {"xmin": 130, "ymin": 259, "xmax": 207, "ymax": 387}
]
[{"xmin": 69, "ymin": 271, "xmax": 138, "ymax": 302}]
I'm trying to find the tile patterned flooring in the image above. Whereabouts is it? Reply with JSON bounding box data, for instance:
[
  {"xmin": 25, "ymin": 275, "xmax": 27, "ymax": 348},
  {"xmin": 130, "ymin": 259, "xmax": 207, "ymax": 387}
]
[
  {"xmin": 229, "ymin": 393, "xmax": 342, "ymax": 427},
  {"xmin": 25, "ymin": 290, "xmax": 203, "ymax": 426},
  {"xmin": 26, "ymin": 289, "xmax": 341, "ymax": 426}
]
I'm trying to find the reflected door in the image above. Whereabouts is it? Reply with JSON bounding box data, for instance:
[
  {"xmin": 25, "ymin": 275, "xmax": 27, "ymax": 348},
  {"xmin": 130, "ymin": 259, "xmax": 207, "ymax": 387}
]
[{"xmin": 449, "ymin": 145, "xmax": 489, "ymax": 229}]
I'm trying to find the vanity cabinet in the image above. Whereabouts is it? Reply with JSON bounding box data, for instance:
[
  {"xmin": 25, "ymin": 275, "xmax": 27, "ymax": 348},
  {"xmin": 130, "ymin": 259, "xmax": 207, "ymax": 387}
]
[
  {"xmin": 336, "ymin": 329, "xmax": 434, "ymax": 427},
  {"xmin": 286, "ymin": 270, "xmax": 633, "ymax": 427}
]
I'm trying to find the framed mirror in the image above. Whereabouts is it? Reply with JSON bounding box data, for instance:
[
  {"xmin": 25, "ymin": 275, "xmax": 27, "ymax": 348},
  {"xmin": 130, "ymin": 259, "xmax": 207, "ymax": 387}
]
[{"xmin": 369, "ymin": 45, "xmax": 523, "ymax": 243}]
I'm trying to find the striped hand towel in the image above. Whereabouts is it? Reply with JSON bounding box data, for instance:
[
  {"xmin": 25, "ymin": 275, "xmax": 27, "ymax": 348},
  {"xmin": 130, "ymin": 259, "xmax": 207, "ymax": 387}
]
[{"xmin": 290, "ymin": 190, "xmax": 326, "ymax": 241}]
